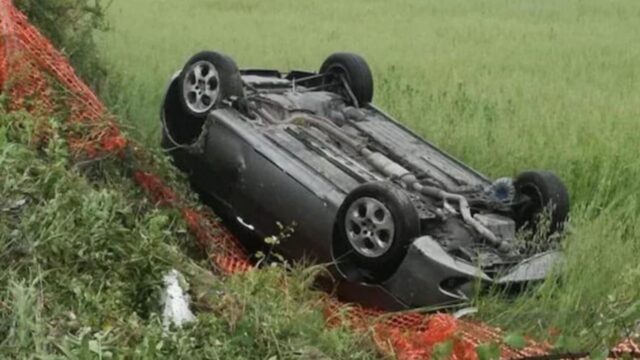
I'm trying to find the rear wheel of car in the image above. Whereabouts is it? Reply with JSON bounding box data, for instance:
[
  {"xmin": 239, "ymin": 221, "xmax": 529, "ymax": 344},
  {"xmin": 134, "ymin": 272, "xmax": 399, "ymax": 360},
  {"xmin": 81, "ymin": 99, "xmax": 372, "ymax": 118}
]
[
  {"xmin": 320, "ymin": 52, "xmax": 374, "ymax": 107},
  {"xmin": 334, "ymin": 182, "xmax": 420, "ymax": 282},
  {"xmin": 513, "ymin": 170, "xmax": 570, "ymax": 235},
  {"xmin": 178, "ymin": 51, "xmax": 243, "ymax": 118}
]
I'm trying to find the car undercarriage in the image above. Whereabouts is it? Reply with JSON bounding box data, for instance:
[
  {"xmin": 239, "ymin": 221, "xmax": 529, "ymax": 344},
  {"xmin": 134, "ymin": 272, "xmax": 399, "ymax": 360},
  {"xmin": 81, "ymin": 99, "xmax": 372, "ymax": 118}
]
[{"xmin": 161, "ymin": 51, "xmax": 570, "ymax": 309}]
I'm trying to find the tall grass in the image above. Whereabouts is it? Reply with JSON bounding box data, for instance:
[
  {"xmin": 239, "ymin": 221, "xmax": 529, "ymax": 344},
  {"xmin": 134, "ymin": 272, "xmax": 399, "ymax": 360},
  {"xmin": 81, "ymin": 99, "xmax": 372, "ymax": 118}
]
[
  {"xmin": 0, "ymin": 108, "xmax": 375, "ymax": 359},
  {"xmin": 96, "ymin": 0, "xmax": 640, "ymax": 349},
  {"xmin": 15, "ymin": 0, "xmax": 110, "ymax": 90}
]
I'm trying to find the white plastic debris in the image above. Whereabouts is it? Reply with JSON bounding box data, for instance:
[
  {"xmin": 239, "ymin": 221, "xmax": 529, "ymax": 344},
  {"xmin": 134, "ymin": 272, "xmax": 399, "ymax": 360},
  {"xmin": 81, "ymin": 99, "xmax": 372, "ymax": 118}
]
[
  {"xmin": 162, "ymin": 269, "xmax": 196, "ymax": 332},
  {"xmin": 453, "ymin": 306, "xmax": 478, "ymax": 319}
]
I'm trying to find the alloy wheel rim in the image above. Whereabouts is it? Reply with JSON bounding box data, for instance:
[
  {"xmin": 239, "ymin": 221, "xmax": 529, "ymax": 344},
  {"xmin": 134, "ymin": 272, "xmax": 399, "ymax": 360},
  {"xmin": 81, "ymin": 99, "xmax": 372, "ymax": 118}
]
[
  {"xmin": 345, "ymin": 197, "xmax": 395, "ymax": 258},
  {"xmin": 182, "ymin": 60, "xmax": 220, "ymax": 114}
]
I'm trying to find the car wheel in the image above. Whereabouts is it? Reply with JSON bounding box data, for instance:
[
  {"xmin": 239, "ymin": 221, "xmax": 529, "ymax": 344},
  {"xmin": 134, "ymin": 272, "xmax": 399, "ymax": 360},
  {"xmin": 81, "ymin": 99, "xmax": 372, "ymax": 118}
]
[
  {"xmin": 178, "ymin": 51, "xmax": 243, "ymax": 118},
  {"xmin": 320, "ymin": 52, "xmax": 374, "ymax": 106},
  {"xmin": 514, "ymin": 170, "xmax": 570, "ymax": 235},
  {"xmin": 334, "ymin": 182, "xmax": 420, "ymax": 282}
]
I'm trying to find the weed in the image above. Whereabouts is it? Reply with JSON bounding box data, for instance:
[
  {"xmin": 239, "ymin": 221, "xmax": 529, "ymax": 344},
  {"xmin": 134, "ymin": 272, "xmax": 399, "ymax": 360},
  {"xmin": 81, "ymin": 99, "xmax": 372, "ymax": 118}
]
[
  {"xmin": 15, "ymin": 0, "xmax": 110, "ymax": 91},
  {"xmin": 0, "ymin": 108, "xmax": 376, "ymax": 359}
]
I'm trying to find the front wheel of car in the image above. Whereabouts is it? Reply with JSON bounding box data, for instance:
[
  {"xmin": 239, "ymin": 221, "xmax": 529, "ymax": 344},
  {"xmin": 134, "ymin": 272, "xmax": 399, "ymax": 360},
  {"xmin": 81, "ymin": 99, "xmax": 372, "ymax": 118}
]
[
  {"xmin": 513, "ymin": 170, "xmax": 570, "ymax": 235},
  {"xmin": 178, "ymin": 51, "xmax": 244, "ymax": 118},
  {"xmin": 334, "ymin": 182, "xmax": 420, "ymax": 282},
  {"xmin": 320, "ymin": 52, "xmax": 374, "ymax": 107}
]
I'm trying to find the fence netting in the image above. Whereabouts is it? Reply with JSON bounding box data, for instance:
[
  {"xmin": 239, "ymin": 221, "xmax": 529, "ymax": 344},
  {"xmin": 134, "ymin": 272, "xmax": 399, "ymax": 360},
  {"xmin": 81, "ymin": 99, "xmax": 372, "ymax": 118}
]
[{"xmin": 1, "ymin": 1, "xmax": 637, "ymax": 358}]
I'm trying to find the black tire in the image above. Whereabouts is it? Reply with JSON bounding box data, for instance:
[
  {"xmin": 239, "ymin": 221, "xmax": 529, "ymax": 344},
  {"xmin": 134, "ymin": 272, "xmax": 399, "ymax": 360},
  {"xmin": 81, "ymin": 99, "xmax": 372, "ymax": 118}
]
[
  {"xmin": 514, "ymin": 171, "xmax": 570, "ymax": 235},
  {"xmin": 334, "ymin": 182, "xmax": 420, "ymax": 282},
  {"xmin": 178, "ymin": 51, "xmax": 243, "ymax": 118},
  {"xmin": 161, "ymin": 77, "xmax": 203, "ymax": 149},
  {"xmin": 320, "ymin": 52, "xmax": 374, "ymax": 106}
]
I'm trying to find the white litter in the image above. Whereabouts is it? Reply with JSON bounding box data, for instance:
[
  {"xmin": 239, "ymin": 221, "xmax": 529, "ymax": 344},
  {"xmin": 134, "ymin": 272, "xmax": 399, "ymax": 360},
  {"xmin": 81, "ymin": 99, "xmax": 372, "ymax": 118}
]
[
  {"xmin": 453, "ymin": 306, "xmax": 478, "ymax": 319},
  {"xmin": 162, "ymin": 269, "xmax": 196, "ymax": 332}
]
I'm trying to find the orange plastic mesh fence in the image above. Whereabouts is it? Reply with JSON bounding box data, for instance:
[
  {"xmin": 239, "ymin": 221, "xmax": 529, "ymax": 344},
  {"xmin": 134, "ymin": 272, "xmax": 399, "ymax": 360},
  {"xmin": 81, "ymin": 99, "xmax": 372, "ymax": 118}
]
[{"xmin": 1, "ymin": 2, "xmax": 638, "ymax": 358}]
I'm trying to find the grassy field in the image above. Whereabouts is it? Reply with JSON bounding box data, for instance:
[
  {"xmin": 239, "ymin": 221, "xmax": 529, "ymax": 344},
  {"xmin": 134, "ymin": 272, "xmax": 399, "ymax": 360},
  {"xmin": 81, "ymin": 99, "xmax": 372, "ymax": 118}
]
[
  {"xmin": 96, "ymin": 0, "xmax": 640, "ymax": 350},
  {"xmin": 0, "ymin": 107, "xmax": 375, "ymax": 359}
]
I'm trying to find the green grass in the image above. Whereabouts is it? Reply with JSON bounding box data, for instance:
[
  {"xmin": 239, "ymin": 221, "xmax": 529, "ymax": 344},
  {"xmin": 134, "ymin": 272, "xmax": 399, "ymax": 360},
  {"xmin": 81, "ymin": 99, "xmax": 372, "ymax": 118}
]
[
  {"xmin": 0, "ymin": 107, "xmax": 375, "ymax": 359},
  {"xmin": 95, "ymin": 0, "xmax": 640, "ymax": 349}
]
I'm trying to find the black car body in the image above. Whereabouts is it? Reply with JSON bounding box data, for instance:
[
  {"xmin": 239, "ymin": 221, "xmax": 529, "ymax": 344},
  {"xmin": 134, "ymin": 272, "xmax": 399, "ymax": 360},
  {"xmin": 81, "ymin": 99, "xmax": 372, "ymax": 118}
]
[{"xmin": 161, "ymin": 51, "xmax": 569, "ymax": 310}]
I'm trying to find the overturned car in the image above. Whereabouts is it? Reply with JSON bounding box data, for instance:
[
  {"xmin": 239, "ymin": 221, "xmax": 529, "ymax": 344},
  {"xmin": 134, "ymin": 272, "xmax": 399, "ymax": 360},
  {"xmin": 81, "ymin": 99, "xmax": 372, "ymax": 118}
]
[{"xmin": 161, "ymin": 51, "xmax": 570, "ymax": 310}]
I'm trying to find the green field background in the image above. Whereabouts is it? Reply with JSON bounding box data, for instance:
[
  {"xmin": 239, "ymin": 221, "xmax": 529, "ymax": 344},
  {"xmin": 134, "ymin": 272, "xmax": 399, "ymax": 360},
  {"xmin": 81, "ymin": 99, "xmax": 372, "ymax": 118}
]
[{"xmin": 99, "ymin": 0, "xmax": 640, "ymax": 345}]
